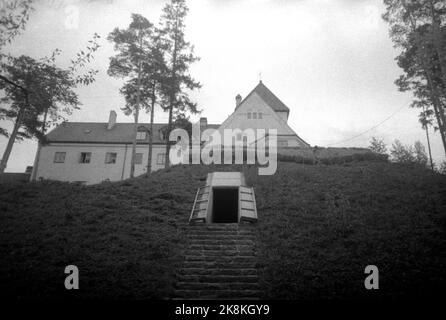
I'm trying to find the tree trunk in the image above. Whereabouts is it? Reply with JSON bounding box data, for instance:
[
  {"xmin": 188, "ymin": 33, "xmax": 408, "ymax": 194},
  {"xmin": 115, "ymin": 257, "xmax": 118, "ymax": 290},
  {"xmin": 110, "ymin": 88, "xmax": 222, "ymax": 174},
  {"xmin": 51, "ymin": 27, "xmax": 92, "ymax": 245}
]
[
  {"xmin": 423, "ymin": 106, "xmax": 434, "ymax": 171},
  {"xmin": 405, "ymin": 2, "xmax": 446, "ymax": 157},
  {"xmin": 147, "ymin": 84, "xmax": 156, "ymax": 173},
  {"xmin": 130, "ymin": 62, "xmax": 142, "ymax": 179},
  {"xmin": 0, "ymin": 101, "xmax": 26, "ymax": 174},
  {"xmin": 42, "ymin": 107, "xmax": 48, "ymax": 134},
  {"xmin": 425, "ymin": 126, "xmax": 434, "ymax": 171},
  {"xmin": 164, "ymin": 103, "xmax": 173, "ymax": 168},
  {"xmin": 165, "ymin": 42, "xmax": 178, "ymax": 168},
  {"xmin": 425, "ymin": 72, "xmax": 446, "ymax": 157}
]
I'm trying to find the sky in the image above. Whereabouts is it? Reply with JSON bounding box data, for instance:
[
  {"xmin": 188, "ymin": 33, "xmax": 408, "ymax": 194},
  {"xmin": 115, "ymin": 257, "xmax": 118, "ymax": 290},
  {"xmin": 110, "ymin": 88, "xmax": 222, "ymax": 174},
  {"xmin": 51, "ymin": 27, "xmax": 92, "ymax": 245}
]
[{"xmin": 1, "ymin": 0, "xmax": 445, "ymax": 172}]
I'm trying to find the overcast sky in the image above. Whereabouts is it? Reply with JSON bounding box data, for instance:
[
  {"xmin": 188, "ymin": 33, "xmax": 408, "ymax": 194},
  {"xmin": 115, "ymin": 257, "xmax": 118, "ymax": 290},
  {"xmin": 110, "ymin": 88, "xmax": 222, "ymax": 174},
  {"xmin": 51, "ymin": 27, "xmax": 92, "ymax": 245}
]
[{"xmin": 1, "ymin": 0, "xmax": 444, "ymax": 172}]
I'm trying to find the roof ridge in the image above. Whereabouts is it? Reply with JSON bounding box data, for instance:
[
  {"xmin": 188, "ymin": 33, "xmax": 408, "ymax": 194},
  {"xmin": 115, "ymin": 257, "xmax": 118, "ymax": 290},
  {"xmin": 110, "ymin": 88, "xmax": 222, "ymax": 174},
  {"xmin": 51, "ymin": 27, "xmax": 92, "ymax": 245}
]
[
  {"xmin": 236, "ymin": 81, "xmax": 290, "ymax": 113},
  {"xmin": 257, "ymin": 81, "xmax": 289, "ymax": 111}
]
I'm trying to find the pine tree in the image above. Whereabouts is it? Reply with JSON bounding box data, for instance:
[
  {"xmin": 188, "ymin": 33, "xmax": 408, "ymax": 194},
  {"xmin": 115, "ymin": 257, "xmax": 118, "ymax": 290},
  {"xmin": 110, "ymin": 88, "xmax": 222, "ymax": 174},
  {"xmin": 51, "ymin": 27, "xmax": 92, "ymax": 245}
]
[
  {"xmin": 158, "ymin": 0, "xmax": 201, "ymax": 167},
  {"xmin": 383, "ymin": 0, "xmax": 446, "ymax": 157},
  {"xmin": 108, "ymin": 14, "xmax": 166, "ymax": 177}
]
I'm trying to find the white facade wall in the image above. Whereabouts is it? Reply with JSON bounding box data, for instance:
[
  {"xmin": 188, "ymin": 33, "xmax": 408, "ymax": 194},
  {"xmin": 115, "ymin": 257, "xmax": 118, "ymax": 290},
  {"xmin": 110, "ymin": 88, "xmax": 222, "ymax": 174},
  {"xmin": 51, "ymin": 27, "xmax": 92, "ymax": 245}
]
[
  {"xmin": 33, "ymin": 143, "xmax": 168, "ymax": 184},
  {"xmin": 215, "ymin": 92, "xmax": 308, "ymax": 148},
  {"xmin": 275, "ymin": 111, "xmax": 288, "ymax": 122}
]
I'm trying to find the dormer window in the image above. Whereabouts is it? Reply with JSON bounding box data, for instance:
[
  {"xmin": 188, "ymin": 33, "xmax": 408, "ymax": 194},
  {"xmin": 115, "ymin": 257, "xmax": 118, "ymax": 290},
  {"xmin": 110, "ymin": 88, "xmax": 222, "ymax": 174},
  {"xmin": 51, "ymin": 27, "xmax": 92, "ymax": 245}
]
[
  {"xmin": 247, "ymin": 112, "xmax": 252, "ymax": 119},
  {"xmin": 136, "ymin": 131, "xmax": 146, "ymax": 140},
  {"xmin": 136, "ymin": 127, "xmax": 148, "ymax": 140}
]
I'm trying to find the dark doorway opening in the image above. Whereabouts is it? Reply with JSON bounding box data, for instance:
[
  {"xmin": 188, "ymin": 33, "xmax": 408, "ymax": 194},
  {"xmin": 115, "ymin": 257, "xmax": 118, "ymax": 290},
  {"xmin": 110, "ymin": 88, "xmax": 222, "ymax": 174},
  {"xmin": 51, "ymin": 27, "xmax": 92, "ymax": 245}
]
[{"xmin": 212, "ymin": 188, "xmax": 239, "ymax": 223}]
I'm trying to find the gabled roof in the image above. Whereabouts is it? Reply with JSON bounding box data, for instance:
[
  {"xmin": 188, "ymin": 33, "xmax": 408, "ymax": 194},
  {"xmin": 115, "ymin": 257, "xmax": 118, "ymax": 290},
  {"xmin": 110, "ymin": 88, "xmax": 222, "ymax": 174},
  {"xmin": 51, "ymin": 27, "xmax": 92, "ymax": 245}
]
[
  {"xmin": 237, "ymin": 81, "xmax": 290, "ymax": 114},
  {"xmin": 45, "ymin": 122, "xmax": 219, "ymax": 144}
]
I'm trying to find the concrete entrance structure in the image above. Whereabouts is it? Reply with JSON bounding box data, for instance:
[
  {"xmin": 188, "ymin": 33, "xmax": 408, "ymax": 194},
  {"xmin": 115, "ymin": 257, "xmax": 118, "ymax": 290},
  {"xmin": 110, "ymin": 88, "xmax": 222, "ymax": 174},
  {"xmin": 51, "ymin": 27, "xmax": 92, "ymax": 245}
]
[{"xmin": 189, "ymin": 172, "xmax": 258, "ymax": 224}]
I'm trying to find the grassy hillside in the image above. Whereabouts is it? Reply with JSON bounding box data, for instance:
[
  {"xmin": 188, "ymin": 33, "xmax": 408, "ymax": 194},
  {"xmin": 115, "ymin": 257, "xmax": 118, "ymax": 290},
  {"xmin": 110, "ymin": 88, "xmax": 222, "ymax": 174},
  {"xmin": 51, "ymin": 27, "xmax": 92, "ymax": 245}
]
[{"xmin": 0, "ymin": 161, "xmax": 445, "ymax": 299}]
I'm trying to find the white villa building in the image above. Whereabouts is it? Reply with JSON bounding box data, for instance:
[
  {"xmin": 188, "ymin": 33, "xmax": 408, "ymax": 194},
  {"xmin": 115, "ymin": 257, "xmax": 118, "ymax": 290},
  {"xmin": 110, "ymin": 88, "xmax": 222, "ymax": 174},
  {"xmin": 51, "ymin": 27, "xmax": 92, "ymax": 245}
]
[{"xmin": 31, "ymin": 81, "xmax": 309, "ymax": 184}]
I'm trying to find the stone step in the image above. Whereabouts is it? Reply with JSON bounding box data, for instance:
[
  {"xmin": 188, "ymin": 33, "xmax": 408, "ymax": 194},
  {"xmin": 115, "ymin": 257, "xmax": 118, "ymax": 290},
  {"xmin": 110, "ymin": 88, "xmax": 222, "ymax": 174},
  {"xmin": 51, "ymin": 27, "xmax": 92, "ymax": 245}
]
[
  {"xmin": 176, "ymin": 275, "xmax": 258, "ymax": 283},
  {"xmin": 185, "ymin": 249, "xmax": 255, "ymax": 256},
  {"xmin": 187, "ymin": 230, "xmax": 256, "ymax": 235},
  {"xmin": 187, "ymin": 229, "xmax": 255, "ymax": 235},
  {"xmin": 182, "ymin": 260, "xmax": 257, "ymax": 268},
  {"xmin": 175, "ymin": 282, "xmax": 260, "ymax": 291},
  {"xmin": 174, "ymin": 289, "xmax": 260, "ymax": 299},
  {"xmin": 188, "ymin": 223, "xmax": 245, "ymax": 228},
  {"xmin": 178, "ymin": 268, "xmax": 258, "ymax": 276},
  {"xmin": 187, "ymin": 235, "xmax": 255, "ymax": 241},
  {"xmin": 174, "ymin": 223, "xmax": 259, "ymax": 300},
  {"xmin": 187, "ymin": 227, "xmax": 255, "ymax": 232},
  {"xmin": 188, "ymin": 244, "xmax": 254, "ymax": 251},
  {"xmin": 184, "ymin": 255, "xmax": 256, "ymax": 262},
  {"xmin": 188, "ymin": 239, "xmax": 255, "ymax": 246}
]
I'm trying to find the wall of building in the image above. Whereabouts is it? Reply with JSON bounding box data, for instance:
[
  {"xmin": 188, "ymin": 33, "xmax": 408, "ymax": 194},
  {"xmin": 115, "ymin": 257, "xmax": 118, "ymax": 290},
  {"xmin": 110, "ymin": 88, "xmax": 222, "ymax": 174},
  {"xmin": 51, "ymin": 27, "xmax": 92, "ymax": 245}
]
[
  {"xmin": 32, "ymin": 143, "xmax": 168, "ymax": 184},
  {"xmin": 275, "ymin": 111, "xmax": 288, "ymax": 122},
  {"xmin": 216, "ymin": 92, "xmax": 308, "ymax": 148}
]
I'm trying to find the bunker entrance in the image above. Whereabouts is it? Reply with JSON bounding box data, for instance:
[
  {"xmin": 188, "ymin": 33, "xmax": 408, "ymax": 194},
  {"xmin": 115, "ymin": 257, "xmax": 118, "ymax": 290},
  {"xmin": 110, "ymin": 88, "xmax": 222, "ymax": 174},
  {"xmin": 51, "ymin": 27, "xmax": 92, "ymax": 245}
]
[
  {"xmin": 212, "ymin": 188, "xmax": 239, "ymax": 223},
  {"xmin": 189, "ymin": 172, "xmax": 258, "ymax": 224}
]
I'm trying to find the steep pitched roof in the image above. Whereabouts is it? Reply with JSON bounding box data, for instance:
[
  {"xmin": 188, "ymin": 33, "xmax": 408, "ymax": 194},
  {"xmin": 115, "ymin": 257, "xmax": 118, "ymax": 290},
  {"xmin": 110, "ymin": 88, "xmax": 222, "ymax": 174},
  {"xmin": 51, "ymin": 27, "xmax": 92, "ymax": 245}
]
[
  {"xmin": 237, "ymin": 81, "xmax": 290, "ymax": 113},
  {"xmin": 45, "ymin": 122, "xmax": 220, "ymax": 144}
]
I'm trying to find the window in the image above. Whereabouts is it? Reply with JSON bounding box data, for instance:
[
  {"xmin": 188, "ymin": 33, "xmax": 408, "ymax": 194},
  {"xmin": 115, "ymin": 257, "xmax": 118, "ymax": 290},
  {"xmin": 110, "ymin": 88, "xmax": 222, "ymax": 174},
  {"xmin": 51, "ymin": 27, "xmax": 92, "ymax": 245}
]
[
  {"xmin": 157, "ymin": 153, "xmax": 166, "ymax": 165},
  {"xmin": 236, "ymin": 133, "xmax": 242, "ymax": 141},
  {"xmin": 134, "ymin": 153, "xmax": 143, "ymax": 165},
  {"xmin": 248, "ymin": 110, "xmax": 262, "ymax": 119},
  {"xmin": 159, "ymin": 130, "xmax": 165, "ymax": 141},
  {"xmin": 136, "ymin": 131, "xmax": 147, "ymax": 140},
  {"xmin": 79, "ymin": 152, "xmax": 91, "ymax": 164},
  {"xmin": 54, "ymin": 152, "xmax": 66, "ymax": 163},
  {"xmin": 105, "ymin": 152, "xmax": 117, "ymax": 164}
]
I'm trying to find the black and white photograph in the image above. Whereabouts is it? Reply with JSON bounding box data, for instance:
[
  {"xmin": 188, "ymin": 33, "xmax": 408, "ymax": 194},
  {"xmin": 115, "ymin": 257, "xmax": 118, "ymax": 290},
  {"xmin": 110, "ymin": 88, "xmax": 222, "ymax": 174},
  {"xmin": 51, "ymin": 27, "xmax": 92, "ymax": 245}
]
[{"xmin": 0, "ymin": 0, "xmax": 445, "ymax": 317}]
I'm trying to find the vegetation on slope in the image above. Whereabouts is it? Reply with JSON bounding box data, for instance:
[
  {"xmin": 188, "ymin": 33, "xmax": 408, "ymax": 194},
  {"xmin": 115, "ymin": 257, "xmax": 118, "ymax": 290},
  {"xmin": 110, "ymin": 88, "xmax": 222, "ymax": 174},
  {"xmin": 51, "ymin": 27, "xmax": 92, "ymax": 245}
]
[
  {"xmin": 0, "ymin": 161, "xmax": 445, "ymax": 299},
  {"xmin": 252, "ymin": 162, "xmax": 446, "ymax": 299},
  {"xmin": 0, "ymin": 166, "xmax": 208, "ymax": 299}
]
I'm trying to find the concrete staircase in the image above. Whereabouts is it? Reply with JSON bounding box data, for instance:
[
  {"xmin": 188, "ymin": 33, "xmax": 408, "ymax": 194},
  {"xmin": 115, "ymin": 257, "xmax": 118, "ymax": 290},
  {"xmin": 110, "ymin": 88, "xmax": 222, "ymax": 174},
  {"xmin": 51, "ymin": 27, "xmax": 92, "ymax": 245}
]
[{"xmin": 174, "ymin": 223, "xmax": 260, "ymax": 300}]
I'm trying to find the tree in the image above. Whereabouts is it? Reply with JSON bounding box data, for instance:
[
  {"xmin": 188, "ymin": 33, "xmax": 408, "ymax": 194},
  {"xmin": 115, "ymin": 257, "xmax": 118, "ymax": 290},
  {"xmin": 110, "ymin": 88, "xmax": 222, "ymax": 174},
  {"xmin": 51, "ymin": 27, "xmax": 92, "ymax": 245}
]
[
  {"xmin": 158, "ymin": 0, "xmax": 201, "ymax": 167},
  {"xmin": 369, "ymin": 137, "xmax": 388, "ymax": 155},
  {"xmin": 419, "ymin": 104, "xmax": 435, "ymax": 170},
  {"xmin": 0, "ymin": 26, "xmax": 100, "ymax": 173},
  {"xmin": 390, "ymin": 139, "xmax": 416, "ymax": 164},
  {"xmin": 0, "ymin": 0, "xmax": 100, "ymax": 173},
  {"xmin": 438, "ymin": 160, "xmax": 446, "ymax": 174},
  {"xmin": 0, "ymin": 0, "xmax": 34, "ymax": 48},
  {"xmin": 413, "ymin": 140, "xmax": 429, "ymax": 167},
  {"xmin": 108, "ymin": 14, "xmax": 167, "ymax": 177},
  {"xmin": 390, "ymin": 139, "xmax": 431, "ymax": 168},
  {"xmin": 383, "ymin": 0, "xmax": 446, "ymax": 157}
]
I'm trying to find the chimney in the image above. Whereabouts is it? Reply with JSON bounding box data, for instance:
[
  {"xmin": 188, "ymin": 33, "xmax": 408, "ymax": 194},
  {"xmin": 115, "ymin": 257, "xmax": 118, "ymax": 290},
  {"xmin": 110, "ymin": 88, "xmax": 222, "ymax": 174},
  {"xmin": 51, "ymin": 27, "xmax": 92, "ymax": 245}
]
[
  {"xmin": 235, "ymin": 94, "xmax": 242, "ymax": 109},
  {"xmin": 107, "ymin": 110, "xmax": 117, "ymax": 130},
  {"xmin": 199, "ymin": 117, "xmax": 207, "ymax": 129}
]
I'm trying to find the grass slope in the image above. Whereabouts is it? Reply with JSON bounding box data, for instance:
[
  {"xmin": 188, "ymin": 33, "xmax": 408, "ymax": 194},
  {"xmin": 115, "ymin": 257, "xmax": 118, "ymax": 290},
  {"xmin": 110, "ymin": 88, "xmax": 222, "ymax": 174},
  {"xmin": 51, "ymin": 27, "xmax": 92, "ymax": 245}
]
[{"xmin": 0, "ymin": 161, "xmax": 445, "ymax": 299}]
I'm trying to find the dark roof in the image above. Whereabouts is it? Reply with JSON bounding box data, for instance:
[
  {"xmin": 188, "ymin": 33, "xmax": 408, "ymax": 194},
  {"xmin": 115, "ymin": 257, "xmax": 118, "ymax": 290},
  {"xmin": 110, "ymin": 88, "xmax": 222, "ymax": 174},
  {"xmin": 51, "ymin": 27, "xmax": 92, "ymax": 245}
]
[
  {"xmin": 45, "ymin": 122, "xmax": 220, "ymax": 144},
  {"xmin": 204, "ymin": 124, "xmax": 220, "ymax": 130},
  {"xmin": 238, "ymin": 81, "xmax": 290, "ymax": 113}
]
